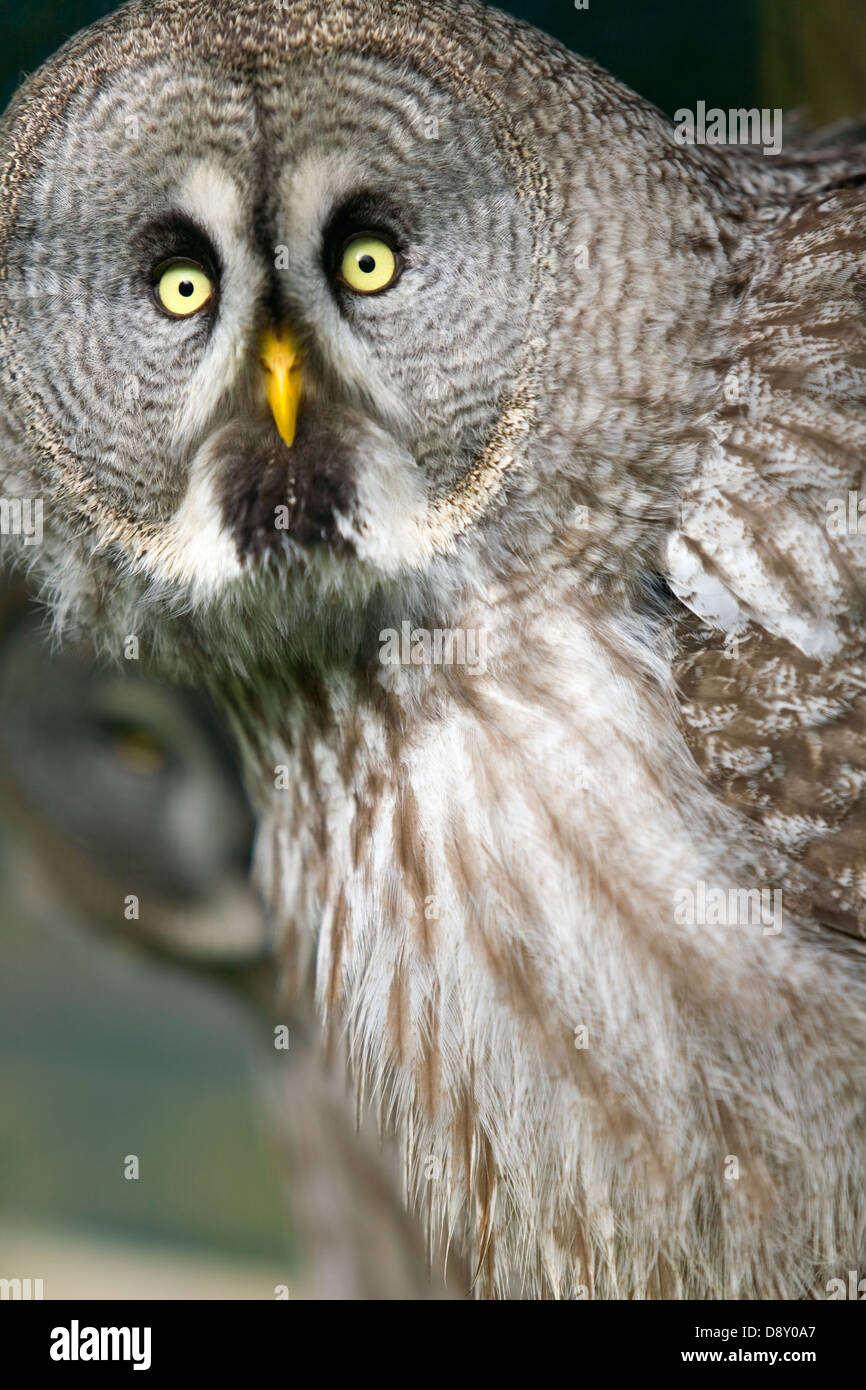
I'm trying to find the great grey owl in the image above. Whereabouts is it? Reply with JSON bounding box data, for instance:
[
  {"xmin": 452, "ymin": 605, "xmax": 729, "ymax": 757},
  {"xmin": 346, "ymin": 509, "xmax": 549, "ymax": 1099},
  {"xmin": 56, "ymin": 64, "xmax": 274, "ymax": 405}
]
[{"xmin": 0, "ymin": 0, "xmax": 864, "ymax": 1299}]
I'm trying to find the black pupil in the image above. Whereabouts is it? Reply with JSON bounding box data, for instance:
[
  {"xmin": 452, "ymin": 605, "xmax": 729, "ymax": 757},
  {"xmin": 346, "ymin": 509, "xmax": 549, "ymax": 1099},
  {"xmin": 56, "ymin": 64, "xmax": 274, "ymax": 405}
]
[
  {"xmin": 178, "ymin": 279, "xmax": 195, "ymax": 297},
  {"xmin": 358, "ymin": 254, "xmax": 376, "ymax": 274}
]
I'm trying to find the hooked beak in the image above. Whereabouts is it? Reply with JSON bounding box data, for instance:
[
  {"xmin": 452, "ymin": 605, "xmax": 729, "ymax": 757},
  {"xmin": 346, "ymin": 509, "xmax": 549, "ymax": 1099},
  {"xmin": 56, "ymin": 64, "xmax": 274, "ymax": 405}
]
[{"xmin": 260, "ymin": 325, "xmax": 303, "ymax": 447}]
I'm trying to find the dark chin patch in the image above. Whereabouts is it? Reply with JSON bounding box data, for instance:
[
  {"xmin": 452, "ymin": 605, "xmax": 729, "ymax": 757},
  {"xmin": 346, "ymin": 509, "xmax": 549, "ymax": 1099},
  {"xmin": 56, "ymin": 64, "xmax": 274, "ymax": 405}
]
[{"xmin": 217, "ymin": 416, "xmax": 356, "ymax": 563}]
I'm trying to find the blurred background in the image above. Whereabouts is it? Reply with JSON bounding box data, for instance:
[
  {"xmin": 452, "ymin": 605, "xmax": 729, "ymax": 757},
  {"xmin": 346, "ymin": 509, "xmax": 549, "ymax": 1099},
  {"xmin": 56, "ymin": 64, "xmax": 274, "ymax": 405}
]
[{"xmin": 0, "ymin": 0, "xmax": 865, "ymax": 1301}]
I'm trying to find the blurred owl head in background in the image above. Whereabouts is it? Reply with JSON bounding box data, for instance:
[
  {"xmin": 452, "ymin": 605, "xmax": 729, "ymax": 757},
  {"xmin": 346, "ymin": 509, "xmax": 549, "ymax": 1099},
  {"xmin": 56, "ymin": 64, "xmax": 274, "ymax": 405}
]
[{"xmin": 0, "ymin": 579, "xmax": 262, "ymax": 961}]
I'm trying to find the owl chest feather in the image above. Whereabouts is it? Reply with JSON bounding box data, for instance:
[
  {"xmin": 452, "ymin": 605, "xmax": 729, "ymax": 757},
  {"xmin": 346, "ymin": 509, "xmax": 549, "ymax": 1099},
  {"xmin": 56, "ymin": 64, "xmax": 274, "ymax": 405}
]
[{"xmin": 232, "ymin": 588, "xmax": 866, "ymax": 1297}]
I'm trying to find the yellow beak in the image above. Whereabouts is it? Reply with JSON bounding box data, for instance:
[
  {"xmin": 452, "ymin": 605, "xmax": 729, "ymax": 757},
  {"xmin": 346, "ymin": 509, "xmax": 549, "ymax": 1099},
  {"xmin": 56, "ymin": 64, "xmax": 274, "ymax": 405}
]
[{"xmin": 260, "ymin": 325, "xmax": 303, "ymax": 447}]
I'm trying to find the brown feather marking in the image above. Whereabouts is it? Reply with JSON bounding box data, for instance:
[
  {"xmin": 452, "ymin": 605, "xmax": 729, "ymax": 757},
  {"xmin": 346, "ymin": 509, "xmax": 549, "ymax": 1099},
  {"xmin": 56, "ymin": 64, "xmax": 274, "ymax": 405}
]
[
  {"xmin": 324, "ymin": 885, "xmax": 348, "ymax": 1022},
  {"xmin": 386, "ymin": 959, "xmax": 410, "ymax": 1067},
  {"xmin": 393, "ymin": 779, "xmax": 435, "ymax": 952},
  {"xmin": 472, "ymin": 1127, "xmax": 498, "ymax": 1300}
]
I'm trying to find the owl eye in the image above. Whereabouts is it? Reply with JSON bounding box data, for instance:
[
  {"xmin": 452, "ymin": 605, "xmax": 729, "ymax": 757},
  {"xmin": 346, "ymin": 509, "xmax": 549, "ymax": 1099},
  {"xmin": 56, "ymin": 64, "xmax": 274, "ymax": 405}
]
[
  {"xmin": 104, "ymin": 721, "xmax": 169, "ymax": 775},
  {"xmin": 338, "ymin": 234, "xmax": 398, "ymax": 294},
  {"xmin": 154, "ymin": 260, "xmax": 214, "ymax": 317}
]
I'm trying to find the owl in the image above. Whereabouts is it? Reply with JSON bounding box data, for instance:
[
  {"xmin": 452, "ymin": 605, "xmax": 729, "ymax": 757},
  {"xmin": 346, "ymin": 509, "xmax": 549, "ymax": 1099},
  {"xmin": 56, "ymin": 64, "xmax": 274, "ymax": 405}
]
[
  {"xmin": 0, "ymin": 578, "xmax": 451, "ymax": 1299},
  {"xmin": 1, "ymin": 0, "xmax": 865, "ymax": 1299}
]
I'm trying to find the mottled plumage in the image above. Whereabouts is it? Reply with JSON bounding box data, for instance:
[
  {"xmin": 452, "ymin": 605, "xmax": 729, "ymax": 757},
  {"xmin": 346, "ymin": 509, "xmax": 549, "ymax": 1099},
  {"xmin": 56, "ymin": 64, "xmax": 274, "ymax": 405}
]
[{"xmin": 0, "ymin": 0, "xmax": 864, "ymax": 1298}]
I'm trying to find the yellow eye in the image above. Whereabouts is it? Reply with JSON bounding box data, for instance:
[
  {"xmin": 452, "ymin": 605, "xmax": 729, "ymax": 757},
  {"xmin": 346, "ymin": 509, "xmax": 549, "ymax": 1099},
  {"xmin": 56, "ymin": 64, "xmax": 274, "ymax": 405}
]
[
  {"xmin": 338, "ymin": 235, "xmax": 398, "ymax": 293},
  {"xmin": 155, "ymin": 261, "xmax": 214, "ymax": 316}
]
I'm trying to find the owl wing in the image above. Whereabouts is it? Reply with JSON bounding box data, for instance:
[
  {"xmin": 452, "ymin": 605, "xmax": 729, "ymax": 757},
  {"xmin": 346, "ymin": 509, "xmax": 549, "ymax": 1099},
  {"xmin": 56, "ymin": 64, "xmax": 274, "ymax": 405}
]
[
  {"xmin": 672, "ymin": 613, "xmax": 866, "ymax": 943},
  {"xmin": 665, "ymin": 157, "xmax": 866, "ymax": 660},
  {"xmin": 664, "ymin": 151, "xmax": 866, "ymax": 942}
]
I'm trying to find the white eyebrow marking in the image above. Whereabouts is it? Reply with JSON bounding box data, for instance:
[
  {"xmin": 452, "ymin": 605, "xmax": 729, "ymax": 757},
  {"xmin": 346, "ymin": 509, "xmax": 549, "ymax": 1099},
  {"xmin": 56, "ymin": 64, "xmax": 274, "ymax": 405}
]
[
  {"xmin": 275, "ymin": 150, "xmax": 415, "ymax": 433},
  {"xmin": 169, "ymin": 159, "xmax": 266, "ymax": 443}
]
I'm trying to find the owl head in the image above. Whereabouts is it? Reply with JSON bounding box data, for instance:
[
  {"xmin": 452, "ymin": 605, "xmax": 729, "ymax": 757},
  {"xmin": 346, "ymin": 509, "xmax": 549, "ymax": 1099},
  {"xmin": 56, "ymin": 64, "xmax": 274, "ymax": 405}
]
[{"xmin": 0, "ymin": 0, "xmax": 740, "ymax": 669}]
